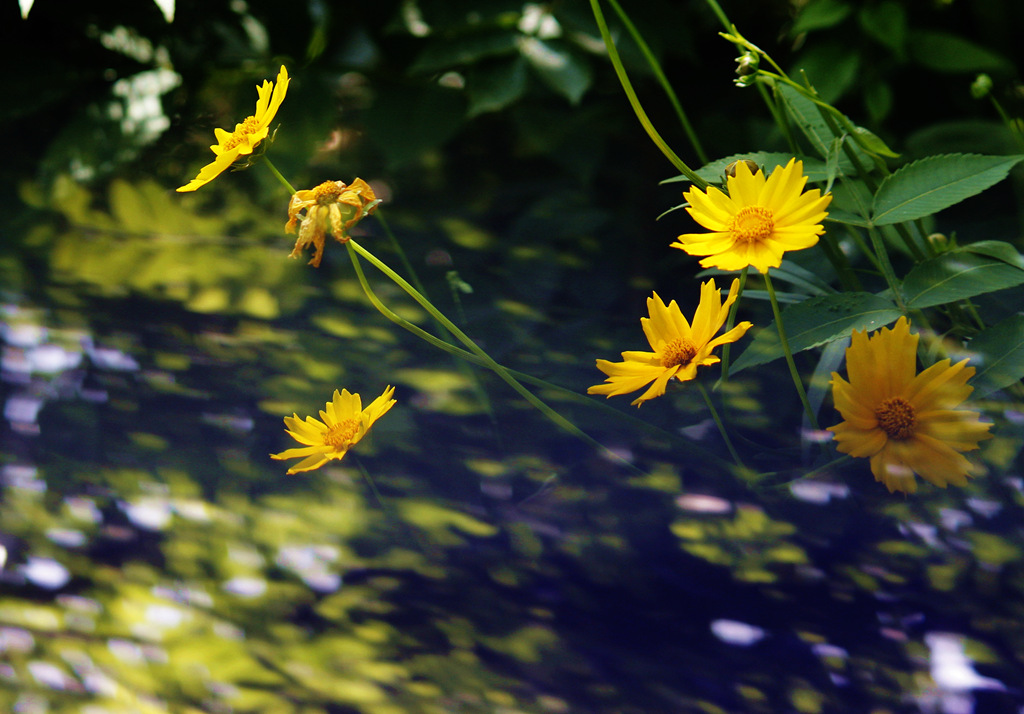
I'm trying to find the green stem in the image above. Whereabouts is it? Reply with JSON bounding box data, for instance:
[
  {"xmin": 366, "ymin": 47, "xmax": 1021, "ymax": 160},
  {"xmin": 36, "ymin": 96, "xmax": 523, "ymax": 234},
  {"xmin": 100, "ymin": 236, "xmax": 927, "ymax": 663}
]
[
  {"xmin": 373, "ymin": 209, "xmax": 431, "ymax": 303},
  {"xmin": 604, "ymin": 0, "xmax": 708, "ymax": 165},
  {"xmin": 989, "ymin": 95, "xmax": 1024, "ymax": 152},
  {"xmin": 717, "ymin": 266, "xmax": 748, "ymax": 384},
  {"xmin": 764, "ymin": 270, "xmax": 819, "ymax": 431},
  {"xmin": 702, "ymin": 0, "xmax": 732, "ymax": 31},
  {"xmin": 345, "ymin": 240, "xmax": 654, "ymax": 477},
  {"xmin": 590, "ymin": 0, "xmax": 707, "ymax": 188},
  {"xmin": 697, "ymin": 381, "xmax": 745, "ymax": 469},
  {"xmin": 262, "ymin": 157, "xmax": 296, "ymax": 195},
  {"xmin": 346, "ymin": 247, "xmax": 733, "ymax": 469},
  {"xmin": 866, "ymin": 226, "xmax": 906, "ymax": 311}
]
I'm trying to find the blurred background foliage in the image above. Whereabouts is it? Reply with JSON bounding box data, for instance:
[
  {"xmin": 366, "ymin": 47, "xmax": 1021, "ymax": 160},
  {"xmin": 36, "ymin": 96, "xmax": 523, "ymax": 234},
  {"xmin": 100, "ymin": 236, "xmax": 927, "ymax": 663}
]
[{"xmin": 2, "ymin": 0, "xmax": 1024, "ymax": 712}]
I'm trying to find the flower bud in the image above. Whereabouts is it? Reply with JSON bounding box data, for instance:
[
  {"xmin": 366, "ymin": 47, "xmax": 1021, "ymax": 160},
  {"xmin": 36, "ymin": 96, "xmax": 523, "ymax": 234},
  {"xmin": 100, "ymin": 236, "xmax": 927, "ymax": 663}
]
[{"xmin": 970, "ymin": 74, "xmax": 993, "ymax": 100}]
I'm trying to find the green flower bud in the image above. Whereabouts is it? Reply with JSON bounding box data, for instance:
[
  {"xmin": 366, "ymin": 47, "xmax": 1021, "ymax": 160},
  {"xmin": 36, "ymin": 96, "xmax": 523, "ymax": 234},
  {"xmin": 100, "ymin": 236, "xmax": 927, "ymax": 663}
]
[{"xmin": 970, "ymin": 74, "xmax": 993, "ymax": 100}]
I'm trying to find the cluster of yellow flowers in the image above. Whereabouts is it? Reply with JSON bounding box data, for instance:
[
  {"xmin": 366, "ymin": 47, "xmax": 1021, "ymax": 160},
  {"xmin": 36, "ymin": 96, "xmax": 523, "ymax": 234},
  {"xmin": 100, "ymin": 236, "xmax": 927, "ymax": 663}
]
[
  {"xmin": 178, "ymin": 66, "xmax": 992, "ymax": 493},
  {"xmin": 586, "ymin": 158, "xmax": 991, "ymax": 493},
  {"xmin": 177, "ymin": 66, "xmax": 391, "ymax": 472}
]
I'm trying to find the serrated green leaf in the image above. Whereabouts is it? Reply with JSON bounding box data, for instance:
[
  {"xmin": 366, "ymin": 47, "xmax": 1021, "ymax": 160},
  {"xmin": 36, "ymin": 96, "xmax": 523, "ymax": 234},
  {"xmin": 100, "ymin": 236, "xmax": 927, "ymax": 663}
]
[
  {"xmin": 731, "ymin": 293, "xmax": 902, "ymax": 373},
  {"xmin": 966, "ymin": 314, "xmax": 1024, "ymax": 398},
  {"xmin": 871, "ymin": 153, "xmax": 1024, "ymax": 226},
  {"xmin": 902, "ymin": 250, "xmax": 1024, "ymax": 308}
]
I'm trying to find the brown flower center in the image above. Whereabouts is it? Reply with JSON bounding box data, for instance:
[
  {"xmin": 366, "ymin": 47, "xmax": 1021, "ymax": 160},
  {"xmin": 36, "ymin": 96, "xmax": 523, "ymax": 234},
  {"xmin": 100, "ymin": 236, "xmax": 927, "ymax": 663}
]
[
  {"xmin": 222, "ymin": 116, "xmax": 261, "ymax": 150},
  {"xmin": 729, "ymin": 206, "xmax": 775, "ymax": 243},
  {"xmin": 312, "ymin": 181, "xmax": 345, "ymax": 205},
  {"xmin": 661, "ymin": 338, "xmax": 698, "ymax": 368},
  {"xmin": 323, "ymin": 417, "xmax": 360, "ymax": 448},
  {"xmin": 875, "ymin": 397, "xmax": 916, "ymax": 440}
]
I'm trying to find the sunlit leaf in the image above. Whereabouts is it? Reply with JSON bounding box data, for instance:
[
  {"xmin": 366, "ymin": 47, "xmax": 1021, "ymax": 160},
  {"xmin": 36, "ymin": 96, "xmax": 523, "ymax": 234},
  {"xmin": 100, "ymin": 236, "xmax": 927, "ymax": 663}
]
[
  {"xmin": 871, "ymin": 153, "xmax": 1024, "ymax": 226},
  {"xmin": 901, "ymin": 250, "xmax": 1024, "ymax": 308},
  {"xmin": 731, "ymin": 293, "xmax": 902, "ymax": 373}
]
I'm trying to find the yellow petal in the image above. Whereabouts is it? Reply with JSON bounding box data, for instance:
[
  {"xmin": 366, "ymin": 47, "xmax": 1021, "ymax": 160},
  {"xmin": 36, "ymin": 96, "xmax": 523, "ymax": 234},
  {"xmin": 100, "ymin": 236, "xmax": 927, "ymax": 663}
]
[{"xmin": 176, "ymin": 149, "xmax": 240, "ymax": 192}]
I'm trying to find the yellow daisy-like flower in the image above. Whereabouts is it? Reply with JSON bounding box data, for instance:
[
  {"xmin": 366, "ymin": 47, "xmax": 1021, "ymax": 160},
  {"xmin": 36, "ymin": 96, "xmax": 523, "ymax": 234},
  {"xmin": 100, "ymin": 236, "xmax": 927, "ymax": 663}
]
[
  {"xmin": 285, "ymin": 179, "xmax": 381, "ymax": 267},
  {"xmin": 828, "ymin": 317, "xmax": 992, "ymax": 494},
  {"xmin": 671, "ymin": 158, "xmax": 832, "ymax": 273},
  {"xmin": 270, "ymin": 386, "xmax": 396, "ymax": 474},
  {"xmin": 588, "ymin": 278, "xmax": 753, "ymax": 406},
  {"xmin": 177, "ymin": 65, "xmax": 290, "ymax": 192}
]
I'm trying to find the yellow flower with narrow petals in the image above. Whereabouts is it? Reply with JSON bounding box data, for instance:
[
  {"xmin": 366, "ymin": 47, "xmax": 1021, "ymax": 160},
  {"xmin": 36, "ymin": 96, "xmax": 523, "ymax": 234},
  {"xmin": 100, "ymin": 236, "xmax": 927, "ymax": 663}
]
[
  {"xmin": 671, "ymin": 158, "xmax": 831, "ymax": 273},
  {"xmin": 177, "ymin": 65, "xmax": 290, "ymax": 192},
  {"xmin": 285, "ymin": 179, "xmax": 381, "ymax": 267},
  {"xmin": 828, "ymin": 317, "xmax": 992, "ymax": 494},
  {"xmin": 588, "ymin": 279, "xmax": 753, "ymax": 406},
  {"xmin": 270, "ymin": 386, "xmax": 396, "ymax": 474}
]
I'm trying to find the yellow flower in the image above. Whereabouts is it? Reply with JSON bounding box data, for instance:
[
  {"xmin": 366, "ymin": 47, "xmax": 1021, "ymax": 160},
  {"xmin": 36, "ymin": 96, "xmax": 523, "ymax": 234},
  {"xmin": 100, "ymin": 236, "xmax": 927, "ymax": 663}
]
[
  {"xmin": 588, "ymin": 278, "xmax": 753, "ymax": 406},
  {"xmin": 828, "ymin": 317, "xmax": 992, "ymax": 494},
  {"xmin": 270, "ymin": 386, "xmax": 396, "ymax": 474},
  {"xmin": 177, "ymin": 65, "xmax": 290, "ymax": 192},
  {"xmin": 671, "ymin": 158, "xmax": 831, "ymax": 273},
  {"xmin": 285, "ymin": 179, "xmax": 381, "ymax": 267}
]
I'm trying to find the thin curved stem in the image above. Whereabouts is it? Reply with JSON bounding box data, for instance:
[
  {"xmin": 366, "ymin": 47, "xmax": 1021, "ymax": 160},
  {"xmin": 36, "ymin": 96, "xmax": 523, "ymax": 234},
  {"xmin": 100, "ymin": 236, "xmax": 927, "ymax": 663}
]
[
  {"xmin": 590, "ymin": 0, "xmax": 707, "ymax": 188},
  {"xmin": 604, "ymin": 0, "xmax": 708, "ymax": 165},
  {"xmin": 345, "ymin": 240, "xmax": 656, "ymax": 477},
  {"xmin": 764, "ymin": 270, "xmax": 819, "ymax": 431},
  {"xmin": 262, "ymin": 157, "xmax": 296, "ymax": 195},
  {"xmin": 716, "ymin": 266, "xmax": 748, "ymax": 385},
  {"xmin": 697, "ymin": 381, "xmax": 745, "ymax": 469},
  {"xmin": 345, "ymin": 247, "xmax": 733, "ymax": 469}
]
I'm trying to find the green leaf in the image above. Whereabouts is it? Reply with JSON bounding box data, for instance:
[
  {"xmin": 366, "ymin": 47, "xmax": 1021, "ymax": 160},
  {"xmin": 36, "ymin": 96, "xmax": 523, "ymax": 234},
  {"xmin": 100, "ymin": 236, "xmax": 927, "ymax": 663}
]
[
  {"xmin": 789, "ymin": 43, "xmax": 860, "ymax": 104},
  {"xmin": 871, "ymin": 153, "xmax": 1024, "ymax": 226},
  {"xmin": 790, "ymin": 0, "xmax": 852, "ymax": 35},
  {"xmin": 902, "ymin": 250, "xmax": 1024, "ymax": 308},
  {"xmin": 908, "ymin": 30, "xmax": 1012, "ymax": 74},
  {"xmin": 850, "ymin": 127, "xmax": 899, "ymax": 158},
  {"xmin": 777, "ymin": 85, "xmax": 876, "ymax": 171},
  {"xmin": 731, "ymin": 293, "xmax": 902, "ymax": 373},
  {"xmin": 466, "ymin": 57, "xmax": 528, "ymax": 116},
  {"xmin": 410, "ymin": 30, "xmax": 519, "ymax": 74},
  {"xmin": 967, "ymin": 314, "xmax": 1024, "ymax": 398},
  {"xmin": 824, "ymin": 208, "xmax": 870, "ymax": 227},
  {"xmin": 858, "ymin": 1, "xmax": 907, "ymax": 55},
  {"xmin": 960, "ymin": 240, "xmax": 1024, "ymax": 270},
  {"xmin": 520, "ymin": 38, "xmax": 591, "ymax": 104},
  {"xmin": 662, "ymin": 152, "xmax": 828, "ymax": 185}
]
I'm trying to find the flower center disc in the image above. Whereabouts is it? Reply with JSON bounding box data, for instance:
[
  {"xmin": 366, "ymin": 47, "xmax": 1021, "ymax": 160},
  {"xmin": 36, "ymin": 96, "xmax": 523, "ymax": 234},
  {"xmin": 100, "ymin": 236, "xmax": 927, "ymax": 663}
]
[
  {"xmin": 875, "ymin": 397, "xmax": 916, "ymax": 440},
  {"xmin": 324, "ymin": 418, "xmax": 360, "ymax": 447},
  {"xmin": 313, "ymin": 181, "xmax": 345, "ymax": 205},
  {"xmin": 661, "ymin": 338, "xmax": 698, "ymax": 368},
  {"xmin": 730, "ymin": 206, "xmax": 775, "ymax": 243},
  {"xmin": 223, "ymin": 116, "xmax": 261, "ymax": 150}
]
